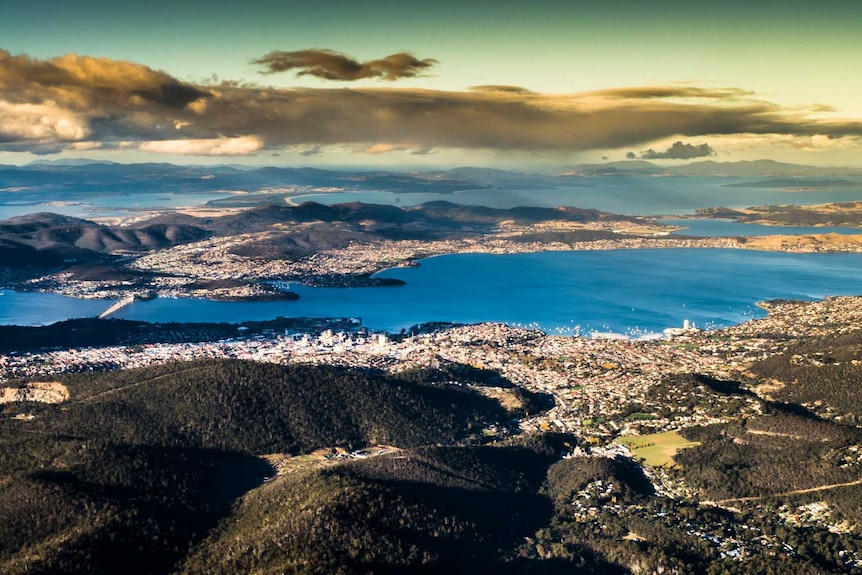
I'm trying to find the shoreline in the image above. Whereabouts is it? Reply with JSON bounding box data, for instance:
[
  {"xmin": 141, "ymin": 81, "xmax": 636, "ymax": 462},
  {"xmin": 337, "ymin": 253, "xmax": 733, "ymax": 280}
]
[
  {"xmin": 8, "ymin": 234, "xmax": 862, "ymax": 298},
  {"xmin": 4, "ymin": 247, "xmax": 861, "ymax": 337}
]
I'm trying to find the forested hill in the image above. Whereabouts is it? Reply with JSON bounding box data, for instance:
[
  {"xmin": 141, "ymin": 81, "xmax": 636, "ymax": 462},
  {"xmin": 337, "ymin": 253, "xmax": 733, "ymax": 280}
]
[
  {"xmin": 0, "ymin": 359, "xmax": 526, "ymax": 575},
  {"xmin": 131, "ymin": 200, "xmax": 637, "ymax": 237},
  {"xmin": 4, "ymin": 338, "xmax": 862, "ymax": 573},
  {"xmin": 4, "ymin": 359, "xmax": 513, "ymax": 454},
  {"xmin": 179, "ymin": 436, "xmax": 625, "ymax": 575},
  {"xmin": 0, "ymin": 200, "xmax": 637, "ymax": 274}
]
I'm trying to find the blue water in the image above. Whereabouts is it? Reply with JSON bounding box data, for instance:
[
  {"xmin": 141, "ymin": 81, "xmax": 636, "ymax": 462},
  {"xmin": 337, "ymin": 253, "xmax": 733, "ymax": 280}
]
[
  {"xmin": 3, "ymin": 249, "xmax": 862, "ymax": 336},
  {"xmin": 3, "ymin": 176, "xmax": 862, "ymax": 220},
  {"xmin": 0, "ymin": 191, "xmax": 237, "ymax": 220},
  {"xmin": 662, "ymin": 219, "xmax": 862, "ymax": 237},
  {"xmin": 0, "ymin": 291, "xmax": 108, "ymax": 326},
  {"xmin": 291, "ymin": 176, "xmax": 862, "ymax": 215}
]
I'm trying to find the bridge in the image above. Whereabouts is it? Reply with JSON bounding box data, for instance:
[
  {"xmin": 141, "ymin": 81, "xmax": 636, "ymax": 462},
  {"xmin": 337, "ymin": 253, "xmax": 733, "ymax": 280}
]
[{"xmin": 97, "ymin": 295, "xmax": 136, "ymax": 319}]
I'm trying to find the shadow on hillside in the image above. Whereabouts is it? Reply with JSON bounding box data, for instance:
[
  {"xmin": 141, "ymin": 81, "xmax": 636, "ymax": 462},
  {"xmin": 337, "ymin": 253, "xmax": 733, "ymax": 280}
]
[{"xmin": 25, "ymin": 444, "xmax": 272, "ymax": 575}]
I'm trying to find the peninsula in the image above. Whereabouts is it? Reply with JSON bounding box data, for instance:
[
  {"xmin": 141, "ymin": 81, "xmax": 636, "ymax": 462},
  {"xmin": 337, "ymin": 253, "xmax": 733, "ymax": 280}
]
[{"xmin": 4, "ymin": 199, "xmax": 862, "ymax": 302}]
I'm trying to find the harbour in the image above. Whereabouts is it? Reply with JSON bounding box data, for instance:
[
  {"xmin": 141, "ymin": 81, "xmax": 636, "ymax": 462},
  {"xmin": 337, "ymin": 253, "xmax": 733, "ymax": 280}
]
[{"xmin": 4, "ymin": 248, "xmax": 862, "ymax": 336}]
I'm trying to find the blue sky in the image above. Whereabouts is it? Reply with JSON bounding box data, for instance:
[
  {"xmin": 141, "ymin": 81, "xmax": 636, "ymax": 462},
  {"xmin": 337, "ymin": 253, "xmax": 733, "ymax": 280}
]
[{"xmin": 1, "ymin": 0, "xmax": 860, "ymax": 167}]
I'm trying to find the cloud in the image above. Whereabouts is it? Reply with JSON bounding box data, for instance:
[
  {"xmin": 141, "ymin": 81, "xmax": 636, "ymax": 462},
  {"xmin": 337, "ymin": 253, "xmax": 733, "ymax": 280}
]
[
  {"xmin": 195, "ymin": 84, "xmax": 862, "ymax": 153},
  {"xmin": 0, "ymin": 50, "xmax": 209, "ymax": 150},
  {"xmin": 138, "ymin": 136, "xmax": 263, "ymax": 156},
  {"xmin": 252, "ymin": 49, "xmax": 437, "ymax": 81},
  {"xmin": 639, "ymin": 141, "xmax": 716, "ymax": 160},
  {"xmin": 0, "ymin": 100, "xmax": 89, "ymax": 142},
  {"xmin": 2, "ymin": 50, "xmax": 862, "ymax": 157},
  {"xmin": 0, "ymin": 50, "xmax": 208, "ymax": 109},
  {"xmin": 586, "ymin": 86, "xmax": 755, "ymax": 100},
  {"xmin": 469, "ymin": 85, "xmax": 535, "ymax": 94},
  {"xmin": 298, "ymin": 146, "xmax": 323, "ymax": 157}
]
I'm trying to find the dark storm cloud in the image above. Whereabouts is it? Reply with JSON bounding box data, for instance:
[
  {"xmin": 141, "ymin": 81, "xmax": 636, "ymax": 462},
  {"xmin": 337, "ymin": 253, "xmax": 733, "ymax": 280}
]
[
  {"xmin": 192, "ymin": 84, "xmax": 862, "ymax": 152},
  {"xmin": 640, "ymin": 141, "xmax": 716, "ymax": 159},
  {"xmin": 589, "ymin": 86, "xmax": 755, "ymax": 100},
  {"xmin": 469, "ymin": 85, "xmax": 535, "ymax": 94},
  {"xmin": 2, "ymin": 50, "xmax": 862, "ymax": 156},
  {"xmin": 252, "ymin": 49, "xmax": 438, "ymax": 81}
]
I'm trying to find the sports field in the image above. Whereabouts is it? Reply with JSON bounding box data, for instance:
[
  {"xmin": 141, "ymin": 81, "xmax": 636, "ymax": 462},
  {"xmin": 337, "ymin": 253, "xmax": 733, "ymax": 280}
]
[{"xmin": 617, "ymin": 430, "xmax": 701, "ymax": 467}]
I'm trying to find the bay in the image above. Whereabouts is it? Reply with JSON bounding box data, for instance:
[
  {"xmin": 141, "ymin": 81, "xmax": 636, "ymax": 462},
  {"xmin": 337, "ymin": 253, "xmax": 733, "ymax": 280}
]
[{"xmin": 3, "ymin": 249, "xmax": 862, "ymax": 337}]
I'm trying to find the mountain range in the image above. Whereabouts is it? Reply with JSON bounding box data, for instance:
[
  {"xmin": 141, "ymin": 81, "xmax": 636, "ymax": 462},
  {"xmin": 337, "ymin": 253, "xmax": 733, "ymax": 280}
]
[{"xmin": 2, "ymin": 160, "xmax": 860, "ymax": 207}]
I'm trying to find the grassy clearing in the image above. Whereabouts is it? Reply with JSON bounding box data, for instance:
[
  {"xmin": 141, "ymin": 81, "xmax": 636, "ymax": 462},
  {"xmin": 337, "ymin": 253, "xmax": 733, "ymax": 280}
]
[{"xmin": 617, "ymin": 430, "xmax": 701, "ymax": 467}]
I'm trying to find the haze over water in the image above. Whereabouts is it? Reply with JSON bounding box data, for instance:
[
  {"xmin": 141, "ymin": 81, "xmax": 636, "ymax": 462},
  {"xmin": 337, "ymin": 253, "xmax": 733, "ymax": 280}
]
[{"xmin": 4, "ymin": 176, "xmax": 862, "ymax": 220}]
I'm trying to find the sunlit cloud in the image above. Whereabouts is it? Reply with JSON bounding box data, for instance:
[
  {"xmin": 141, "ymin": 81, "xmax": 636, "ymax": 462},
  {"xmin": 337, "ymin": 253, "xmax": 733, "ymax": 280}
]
[
  {"xmin": 1, "ymin": 50, "xmax": 862, "ymax": 158},
  {"xmin": 709, "ymin": 133, "xmax": 862, "ymax": 153},
  {"xmin": 0, "ymin": 50, "xmax": 207, "ymax": 109},
  {"xmin": 0, "ymin": 100, "xmax": 88, "ymax": 142},
  {"xmin": 138, "ymin": 136, "xmax": 264, "ymax": 156}
]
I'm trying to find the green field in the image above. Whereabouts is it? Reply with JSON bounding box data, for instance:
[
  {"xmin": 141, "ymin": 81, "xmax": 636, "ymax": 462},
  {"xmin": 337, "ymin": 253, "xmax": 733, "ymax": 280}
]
[{"xmin": 617, "ymin": 430, "xmax": 701, "ymax": 467}]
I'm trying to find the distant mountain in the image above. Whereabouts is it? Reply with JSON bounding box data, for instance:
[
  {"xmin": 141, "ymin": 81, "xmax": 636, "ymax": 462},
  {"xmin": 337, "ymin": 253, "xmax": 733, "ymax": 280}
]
[
  {"xmin": 0, "ymin": 200, "xmax": 637, "ymax": 277},
  {"xmin": 26, "ymin": 158, "xmax": 119, "ymax": 167},
  {"xmin": 569, "ymin": 159, "xmax": 862, "ymax": 177},
  {"xmin": 669, "ymin": 159, "xmax": 862, "ymax": 177},
  {"xmin": 0, "ymin": 162, "xmax": 489, "ymax": 200},
  {"xmin": 721, "ymin": 178, "xmax": 858, "ymax": 189},
  {"xmin": 3, "ymin": 160, "xmax": 860, "ymax": 210},
  {"xmin": 0, "ymin": 211, "xmax": 210, "ymax": 267},
  {"xmin": 137, "ymin": 200, "xmax": 634, "ymax": 238},
  {"xmin": 567, "ymin": 160, "xmax": 662, "ymax": 176}
]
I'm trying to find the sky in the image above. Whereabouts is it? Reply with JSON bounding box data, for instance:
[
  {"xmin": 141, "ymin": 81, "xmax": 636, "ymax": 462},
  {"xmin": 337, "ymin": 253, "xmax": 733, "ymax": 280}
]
[{"xmin": 0, "ymin": 0, "xmax": 860, "ymax": 168}]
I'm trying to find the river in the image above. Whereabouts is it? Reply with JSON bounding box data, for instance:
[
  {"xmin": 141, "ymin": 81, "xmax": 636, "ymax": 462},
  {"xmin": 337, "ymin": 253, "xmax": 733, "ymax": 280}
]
[{"xmin": 3, "ymin": 248, "xmax": 862, "ymax": 336}]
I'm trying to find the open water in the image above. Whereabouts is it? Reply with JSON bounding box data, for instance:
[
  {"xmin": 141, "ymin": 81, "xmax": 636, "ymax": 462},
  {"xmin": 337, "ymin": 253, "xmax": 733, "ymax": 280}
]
[{"xmin": 3, "ymin": 249, "xmax": 862, "ymax": 336}]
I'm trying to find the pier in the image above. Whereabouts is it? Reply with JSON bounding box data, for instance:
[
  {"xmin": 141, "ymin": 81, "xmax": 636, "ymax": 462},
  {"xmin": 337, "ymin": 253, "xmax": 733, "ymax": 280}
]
[{"xmin": 97, "ymin": 295, "xmax": 137, "ymax": 319}]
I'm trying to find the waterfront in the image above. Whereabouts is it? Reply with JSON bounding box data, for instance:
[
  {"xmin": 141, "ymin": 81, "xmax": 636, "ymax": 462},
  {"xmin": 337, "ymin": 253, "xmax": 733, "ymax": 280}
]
[{"xmin": 3, "ymin": 249, "xmax": 862, "ymax": 335}]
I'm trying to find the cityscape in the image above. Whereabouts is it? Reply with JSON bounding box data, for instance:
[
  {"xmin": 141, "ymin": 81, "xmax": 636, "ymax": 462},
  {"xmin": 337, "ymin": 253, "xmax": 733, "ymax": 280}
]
[{"xmin": 2, "ymin": 0, "xmax": 862, "ymax": 573}]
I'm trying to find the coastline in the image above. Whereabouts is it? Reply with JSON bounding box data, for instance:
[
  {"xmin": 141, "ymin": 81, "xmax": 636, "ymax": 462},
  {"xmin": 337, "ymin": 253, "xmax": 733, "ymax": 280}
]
[
  {"xmin": 7, "ymin": 231, "xmax": 862, "ymax": 303},
  {"xmin": 5, "ymin": 248, "xmax": 862, "ymax": 337}
]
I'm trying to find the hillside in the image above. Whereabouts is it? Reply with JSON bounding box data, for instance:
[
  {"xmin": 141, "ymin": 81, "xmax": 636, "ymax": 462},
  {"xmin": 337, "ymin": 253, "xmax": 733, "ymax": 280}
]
[
  {"xmin": 0, "ymin": 212, "xmax": 210, "ymax": 268},
  {"xmin": 0, "ymin": 435, "xmax": 269, "ymax": 575},
  {"xmin": 0, "ymin": 200, "xmax": 643, "ymax": 291},
  {"xmin": 4, "ymin": 314, "xmax": 862, "ymax": 573},
  {"xmin": 747, "ymin": 329, "xmax": 862, "ymax": 423},
  {"xmin": 179, "ymin": 439, "xmax": 579, "ymax": 575},
  {"xmin": 135, "ymin": 200, "xmax": 635, "ymax": 237},
  {"xmin": 0, "ymin": 359, "xmax": 521, "ymax": 574},
  {"xmin": 4, "ymin": 359, "xmax": 510, "ymax": 454},
  {"xmin": 699, "ymin": 200, "xmax": 862, "ymax": 228}
]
